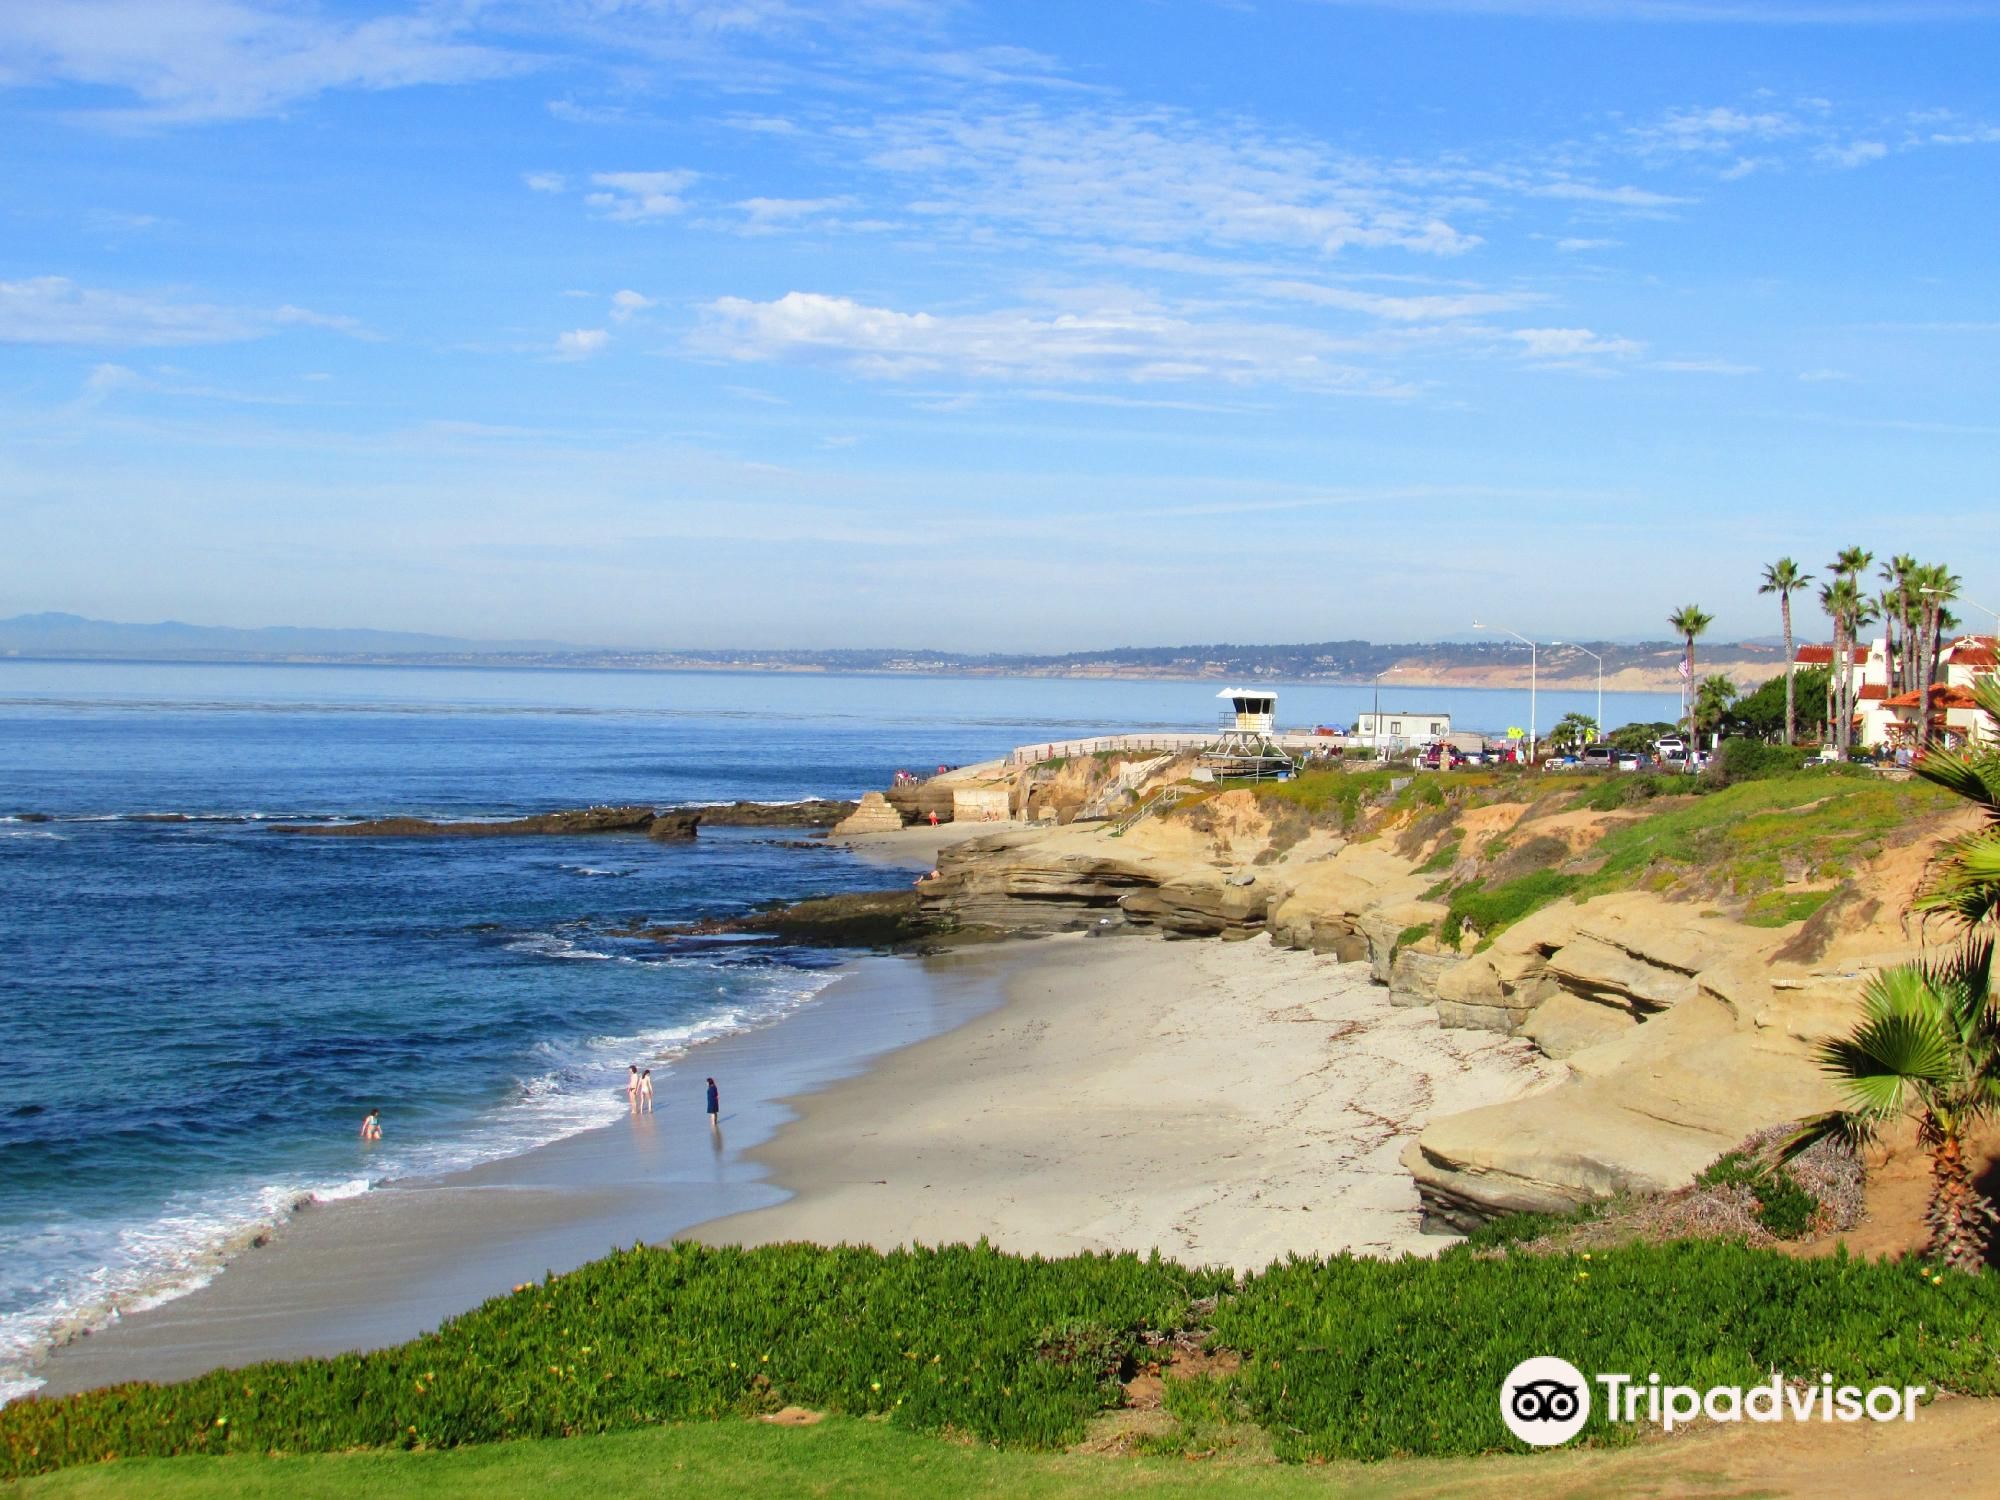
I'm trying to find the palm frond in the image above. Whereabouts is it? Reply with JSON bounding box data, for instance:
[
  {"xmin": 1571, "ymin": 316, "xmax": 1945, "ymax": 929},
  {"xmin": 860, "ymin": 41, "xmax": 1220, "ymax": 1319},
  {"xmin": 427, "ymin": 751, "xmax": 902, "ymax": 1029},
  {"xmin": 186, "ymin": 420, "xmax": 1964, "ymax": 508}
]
[
  {"xmin": 1916, "ymin": 750, "xmax": 2000, "ymax": 817},
  {"xmin": 1915, "ymin": 831, "xmax": 2000, "ymax": 927},
  {"xmin": 1778, "ymin": 1109, "xmax": 1876, "ymax": 1162}
]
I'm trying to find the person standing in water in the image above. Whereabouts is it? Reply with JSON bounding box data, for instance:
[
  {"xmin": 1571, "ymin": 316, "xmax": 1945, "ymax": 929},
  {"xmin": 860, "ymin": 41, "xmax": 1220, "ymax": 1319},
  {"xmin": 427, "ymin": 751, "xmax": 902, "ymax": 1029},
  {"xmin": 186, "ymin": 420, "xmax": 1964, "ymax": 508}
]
[
  {"xmin": 639, "ymin": 1068, "xmax": 654, "ymax": 1114},
  {"xmin": 359, "ymin": 1108, "xmax": 382, "ymax": 1142},
  {"xmin": 627, "ymin": 1064, "xmax": 641, "ymax": 1114},
  {"xmin": 705, "ymin": 1076, "xmax": 720, "ymax": 1130}
]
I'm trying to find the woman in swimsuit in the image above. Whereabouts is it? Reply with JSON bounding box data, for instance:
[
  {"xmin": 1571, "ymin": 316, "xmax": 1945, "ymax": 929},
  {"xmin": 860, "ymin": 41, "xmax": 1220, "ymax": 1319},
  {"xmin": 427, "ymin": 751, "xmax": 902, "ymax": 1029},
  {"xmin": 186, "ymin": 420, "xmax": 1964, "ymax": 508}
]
[
  {"xmin": 639, "ymin": 1068, "xmax": 654, "ymax": 1113},
  {"xmin": 360, "ymin": 1108, "xmax": 382, "ymax": 1141},
  {"xmin": 627, "ymin": 1064, "xmax": 641, "ymax": 1113}
]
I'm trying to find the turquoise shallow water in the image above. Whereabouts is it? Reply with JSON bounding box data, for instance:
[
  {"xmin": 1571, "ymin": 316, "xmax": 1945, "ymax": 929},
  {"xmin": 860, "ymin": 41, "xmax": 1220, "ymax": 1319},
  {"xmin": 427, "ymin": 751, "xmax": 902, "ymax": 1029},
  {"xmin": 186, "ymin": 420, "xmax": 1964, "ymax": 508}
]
[{"xmin": 0, "ymin": 661, "xmax": 1679, "ymax": 1398}]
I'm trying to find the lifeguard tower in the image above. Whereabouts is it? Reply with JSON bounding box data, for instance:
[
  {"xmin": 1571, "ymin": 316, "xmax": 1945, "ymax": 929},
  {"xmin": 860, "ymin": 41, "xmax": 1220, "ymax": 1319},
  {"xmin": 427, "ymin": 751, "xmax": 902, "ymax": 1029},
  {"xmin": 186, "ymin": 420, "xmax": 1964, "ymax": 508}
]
[{"xmin": 1203, "ymin": 688, "xmax": 1296, "ymax": 780}]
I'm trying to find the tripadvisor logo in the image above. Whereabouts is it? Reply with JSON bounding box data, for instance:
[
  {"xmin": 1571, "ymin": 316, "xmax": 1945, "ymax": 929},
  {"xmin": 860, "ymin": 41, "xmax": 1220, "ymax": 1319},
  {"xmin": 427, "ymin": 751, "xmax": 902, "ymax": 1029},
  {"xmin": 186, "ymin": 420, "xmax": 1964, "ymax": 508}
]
[
  {"xmin": 1500, "ymin": 1357, "xmax": 1925, "ymax": 1447},
  {"xmin": 1501, "ymin": 1356, "xmax": 1591, "ymax": 1446}
]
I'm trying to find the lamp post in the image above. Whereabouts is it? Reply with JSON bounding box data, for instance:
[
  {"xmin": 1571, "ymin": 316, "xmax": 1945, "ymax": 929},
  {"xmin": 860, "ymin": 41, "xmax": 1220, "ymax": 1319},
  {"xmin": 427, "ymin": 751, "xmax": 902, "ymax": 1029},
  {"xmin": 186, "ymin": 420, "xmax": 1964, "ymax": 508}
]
[
  {"xmin": 1474, "ymin": 622, "xmax": 1537, "ymax": 763},
  {"xmin": 1551, "ymin": 641, "xmax": 1604, "ymax": 746},
  {"xmin": 1961, "ymin": 595, "xmax": 2000, "ymax": 638}
]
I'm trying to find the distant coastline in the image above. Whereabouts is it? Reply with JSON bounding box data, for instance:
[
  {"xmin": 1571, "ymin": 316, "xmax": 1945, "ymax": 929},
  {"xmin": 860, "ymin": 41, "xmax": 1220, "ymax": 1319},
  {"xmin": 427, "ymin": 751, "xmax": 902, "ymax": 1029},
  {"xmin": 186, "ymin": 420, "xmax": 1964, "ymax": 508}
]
[{"xmin": 0, "ymin": 612, "xmax": 1788, "ymax": 694}]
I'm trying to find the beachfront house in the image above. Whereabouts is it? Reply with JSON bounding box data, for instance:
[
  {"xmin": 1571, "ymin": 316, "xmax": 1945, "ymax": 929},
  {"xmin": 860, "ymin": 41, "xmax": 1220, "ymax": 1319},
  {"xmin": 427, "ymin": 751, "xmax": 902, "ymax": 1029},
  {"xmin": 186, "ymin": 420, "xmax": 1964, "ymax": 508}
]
[
  {"xmin": 1798, "ymin": 633, "xmax": 1998, "ymax": 750},
  {"xmin": 1355, "ymin": 710, "xmax": 1452, "ymax": 758}
]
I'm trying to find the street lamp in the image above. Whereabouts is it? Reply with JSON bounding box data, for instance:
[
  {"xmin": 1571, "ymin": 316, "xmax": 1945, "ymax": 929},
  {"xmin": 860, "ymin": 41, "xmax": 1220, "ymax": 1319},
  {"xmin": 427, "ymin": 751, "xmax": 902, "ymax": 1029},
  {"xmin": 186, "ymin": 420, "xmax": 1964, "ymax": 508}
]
[
  {"xmin": 1474, "ymin": 622, "xmax": 1537, "ymax": 764},
  {"xmin": 1550, "ymin": 641, "xmax": 1604, "ymax": 746},
  {"xmin": 1960, "ymin": 595, "xmax": 2000, "ymax": 638}
]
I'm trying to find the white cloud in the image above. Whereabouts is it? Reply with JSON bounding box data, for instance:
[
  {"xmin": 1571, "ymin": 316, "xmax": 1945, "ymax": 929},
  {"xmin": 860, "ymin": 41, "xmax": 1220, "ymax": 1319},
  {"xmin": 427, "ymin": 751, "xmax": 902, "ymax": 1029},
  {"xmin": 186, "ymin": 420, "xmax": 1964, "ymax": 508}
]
[
  {"xmin": 554, "ymin": 328, "xmax": 609, "ymax": 360},
  {"xmin": 1634, "ymin": 105, "xmax": 1799, "ymax": 156},
  {"xmin": 0, "ymin": 275, "xmax": 362, "ymax": 346},
  {"xmin": 1555, "ymin": 236, "xmax": 1620, "ymax": 252},
  {"xmin": 693, "ymin": 289, "xmax": 1408, "ymax": 392},
  {"xmin": 1816, "ymin": 139, "xmax": 1888, "ymax": 168},
  {"xmin": 1650, "ymin": 358, "xmax": 1758, "ymax": 374},
  {"xmin": 1510, "ymin": 327, "xmax": 1643, "ymax": 360},
  {"xmin": 585, "ymin": 170, "xmax": 696, "ymax": 221},
  {"xmin": 1305, "ymin": 1, "xmax": 1995, "ymax": 20},
  {"xmin": 1257, "ymin": 280, "xmax": 1544, "ymax": 320},
  {"xmin": 733, "ymin": 196, "xmax": 860, "ymax": 234},
  {"xmin": 609, "ymin": 289, "xmax": 655, "ymax": 322},
  {"xmin": 0, "ymin": 0, "xmax": 523, "ymax": 124},
  {"xmin": 1526, "ymin": 179, "xmax": 1692, "ymax": 209},
  {"xmin": 853, "ymin": 107, "xmax": 1488, "ymax": 258},
  {"xmin": 523, "ymin": 171, "xmax": 566, "ymax": 193}
]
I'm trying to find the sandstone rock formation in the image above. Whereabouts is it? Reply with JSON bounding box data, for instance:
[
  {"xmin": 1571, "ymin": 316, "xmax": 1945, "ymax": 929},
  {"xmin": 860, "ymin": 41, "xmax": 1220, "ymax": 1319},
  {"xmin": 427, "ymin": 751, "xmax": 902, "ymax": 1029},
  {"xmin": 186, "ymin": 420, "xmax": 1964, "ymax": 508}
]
[{"xmin": 830, "ymin": 792, "xmax": 904, "ymax": 835}]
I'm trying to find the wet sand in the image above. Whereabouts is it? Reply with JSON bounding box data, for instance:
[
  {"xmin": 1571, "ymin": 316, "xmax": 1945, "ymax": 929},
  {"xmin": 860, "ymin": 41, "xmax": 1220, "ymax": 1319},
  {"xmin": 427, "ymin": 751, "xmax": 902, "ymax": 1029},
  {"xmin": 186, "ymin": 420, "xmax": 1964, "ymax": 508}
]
[{"xmin": 33, "ymin": 947, "xmax": 1025, "ymax": 1397}]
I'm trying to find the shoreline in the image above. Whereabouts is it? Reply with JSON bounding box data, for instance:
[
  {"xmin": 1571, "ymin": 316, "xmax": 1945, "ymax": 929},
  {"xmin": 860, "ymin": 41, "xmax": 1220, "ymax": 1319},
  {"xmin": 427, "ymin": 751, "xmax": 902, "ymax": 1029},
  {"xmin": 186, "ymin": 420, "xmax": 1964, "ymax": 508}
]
[
  {"xmin": 686, "ymin": 934, "xmax": 1561, "ymax": 1271},
  {"xmin": 27, "ymin": 946, "xmax": 1025, "ymax": 1400},
  {"xmin": 28, "ymin": 927, "xmax": 1563, "ymax": 1399}
]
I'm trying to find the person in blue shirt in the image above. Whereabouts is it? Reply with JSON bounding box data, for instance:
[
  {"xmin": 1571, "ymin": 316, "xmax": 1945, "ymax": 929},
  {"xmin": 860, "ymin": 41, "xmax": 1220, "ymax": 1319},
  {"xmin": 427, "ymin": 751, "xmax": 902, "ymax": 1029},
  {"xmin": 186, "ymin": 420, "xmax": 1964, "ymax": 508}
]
[{"xmin": 704, "ymin": 1076, "xmax": 719, "ymax": 1129}]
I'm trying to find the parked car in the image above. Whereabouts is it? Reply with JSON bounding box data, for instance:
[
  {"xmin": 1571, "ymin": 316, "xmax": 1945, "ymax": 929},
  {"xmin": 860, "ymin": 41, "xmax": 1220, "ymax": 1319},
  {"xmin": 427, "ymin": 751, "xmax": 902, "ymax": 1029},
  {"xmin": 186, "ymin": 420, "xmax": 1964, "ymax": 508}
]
[{"xmin": 1616, "ymin": 752, "xmax": 1645, "ymax": 772}]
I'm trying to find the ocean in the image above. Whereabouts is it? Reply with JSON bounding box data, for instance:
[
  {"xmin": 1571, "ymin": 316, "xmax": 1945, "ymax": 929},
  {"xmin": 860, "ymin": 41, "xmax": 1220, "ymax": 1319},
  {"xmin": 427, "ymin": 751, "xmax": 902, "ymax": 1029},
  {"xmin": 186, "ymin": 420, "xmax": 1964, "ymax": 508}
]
[{"xmin": 0, "ymin": 660, "xmax": 1680, "ymax": 1399}]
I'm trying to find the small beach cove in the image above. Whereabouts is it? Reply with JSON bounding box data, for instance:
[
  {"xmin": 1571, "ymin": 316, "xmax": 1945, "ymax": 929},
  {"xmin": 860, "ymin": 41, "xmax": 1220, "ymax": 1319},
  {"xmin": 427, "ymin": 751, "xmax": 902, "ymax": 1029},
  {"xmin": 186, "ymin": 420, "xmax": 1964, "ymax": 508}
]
[{"xmin": 31, "ymin": 948, "xmax": 1021, "ymax": 1397}]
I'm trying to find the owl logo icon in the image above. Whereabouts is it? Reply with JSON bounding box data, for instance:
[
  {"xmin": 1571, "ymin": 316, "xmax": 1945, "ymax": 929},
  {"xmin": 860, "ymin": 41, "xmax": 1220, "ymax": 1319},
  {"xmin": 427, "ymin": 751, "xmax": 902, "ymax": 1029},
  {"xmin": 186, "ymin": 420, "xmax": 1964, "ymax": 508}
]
[{"xmin": 1500, "ymin": 1356, "xmax": 1592, "ymax": 1445}]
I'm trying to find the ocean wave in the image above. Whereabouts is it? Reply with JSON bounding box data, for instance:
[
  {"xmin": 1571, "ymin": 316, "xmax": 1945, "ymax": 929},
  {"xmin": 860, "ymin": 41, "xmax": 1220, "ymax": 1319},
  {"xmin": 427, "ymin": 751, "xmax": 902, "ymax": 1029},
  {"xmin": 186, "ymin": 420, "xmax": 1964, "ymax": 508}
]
[
  {"xmin": 0, "ymin": 1175, "xmax": 381, "ymax": 1406},
  {"xmin": 503, "ymin": 932, "xmax": 626, "ymax": 962},
  {"xmin": 0, "ymin": 966, "xmax": 843, "ymax": 1403},
  {"xmin": 560, "ymin": 864, "xmax": 633, "ymax": 879}
]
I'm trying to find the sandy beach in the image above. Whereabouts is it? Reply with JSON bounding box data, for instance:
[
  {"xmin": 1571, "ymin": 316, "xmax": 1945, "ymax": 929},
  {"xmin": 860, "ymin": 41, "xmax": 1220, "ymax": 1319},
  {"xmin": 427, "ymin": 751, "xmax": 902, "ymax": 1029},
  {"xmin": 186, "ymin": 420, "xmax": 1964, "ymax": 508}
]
[
  {"xmin": 30, "ymin": 947, "xmax": 1020, "ymax": 1398},
  {"xmin": 31, "ymin": 927, "xmax": 1561, "ymax": 1399},
  {"xmin": 692, "ymin": 934, "xmax": 1560, "ymax": 1269}
]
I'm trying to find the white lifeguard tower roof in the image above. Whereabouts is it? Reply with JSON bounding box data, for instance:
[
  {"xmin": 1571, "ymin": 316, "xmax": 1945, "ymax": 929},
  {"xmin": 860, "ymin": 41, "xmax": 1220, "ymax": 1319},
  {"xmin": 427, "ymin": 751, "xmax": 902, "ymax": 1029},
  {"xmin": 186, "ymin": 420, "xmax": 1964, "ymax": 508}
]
[{"xmin": 1215, "ymin": 687, "xmax": 1277, "ymax": 703}]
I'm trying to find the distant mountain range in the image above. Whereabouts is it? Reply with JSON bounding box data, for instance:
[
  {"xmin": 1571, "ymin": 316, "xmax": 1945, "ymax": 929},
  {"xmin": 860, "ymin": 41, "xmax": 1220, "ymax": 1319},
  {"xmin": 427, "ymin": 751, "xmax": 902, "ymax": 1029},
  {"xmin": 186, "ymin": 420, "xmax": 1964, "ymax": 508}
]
[
  {"xmin": 0, "ymin": 613, "xmax": 583, "ymax": 657},
  {"xmin": 0, "ymin": 613, "xmax": 1794, "ymax": 690}
]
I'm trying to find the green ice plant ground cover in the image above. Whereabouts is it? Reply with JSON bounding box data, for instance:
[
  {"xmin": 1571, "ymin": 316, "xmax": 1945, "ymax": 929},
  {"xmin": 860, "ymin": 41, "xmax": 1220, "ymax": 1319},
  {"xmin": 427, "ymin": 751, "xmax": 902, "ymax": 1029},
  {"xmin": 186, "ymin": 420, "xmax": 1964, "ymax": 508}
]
[{"xmin": 5, "ymin": 1239, "xmax": 1996, "ymax": 1480}]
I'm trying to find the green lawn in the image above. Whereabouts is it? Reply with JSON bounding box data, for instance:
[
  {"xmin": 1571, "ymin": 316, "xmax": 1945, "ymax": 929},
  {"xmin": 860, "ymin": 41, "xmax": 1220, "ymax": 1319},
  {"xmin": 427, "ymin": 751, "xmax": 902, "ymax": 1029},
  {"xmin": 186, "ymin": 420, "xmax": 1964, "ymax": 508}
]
[{"xmin": 0, "ymin": 1415, "xmax": 1740, "ymax": 1500}]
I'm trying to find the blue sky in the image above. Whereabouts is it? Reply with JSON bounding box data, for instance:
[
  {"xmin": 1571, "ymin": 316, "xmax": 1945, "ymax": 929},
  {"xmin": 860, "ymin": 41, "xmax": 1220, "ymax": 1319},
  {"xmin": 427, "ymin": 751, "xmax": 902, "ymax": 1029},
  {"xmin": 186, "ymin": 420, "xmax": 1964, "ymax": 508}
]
[{"xmin": 4, "ymin": 0, "xmax": 1998, "ymax": 651}]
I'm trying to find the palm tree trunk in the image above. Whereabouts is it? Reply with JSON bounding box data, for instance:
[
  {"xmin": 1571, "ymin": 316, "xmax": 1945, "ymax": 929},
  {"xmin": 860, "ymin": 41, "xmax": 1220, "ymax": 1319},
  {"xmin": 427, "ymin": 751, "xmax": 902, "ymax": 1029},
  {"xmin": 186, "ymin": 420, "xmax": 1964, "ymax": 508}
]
[
  {"xmin": 1926, "ymin": 1131, "xmax": 1998, "ymax": 1271},
  {"xmin": 1684, "ymin": 636, "xmax": 1697, "ymax": 748},
  {"xmin": 1781, "ymin": 594, "xmax": 1796, "ymax": 746},
  {"xmin": 1834, "ymin": 618, "xmax": 1850, "ymax": 758}
]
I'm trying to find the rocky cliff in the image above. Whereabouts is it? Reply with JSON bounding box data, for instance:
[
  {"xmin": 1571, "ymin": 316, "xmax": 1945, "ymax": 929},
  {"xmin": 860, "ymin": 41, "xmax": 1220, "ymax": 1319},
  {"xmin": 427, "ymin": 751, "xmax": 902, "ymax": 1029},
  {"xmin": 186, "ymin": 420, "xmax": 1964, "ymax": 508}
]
[{"xmin": 913, "ymin": 774, "xmax": 1958, "ymax": 1230}]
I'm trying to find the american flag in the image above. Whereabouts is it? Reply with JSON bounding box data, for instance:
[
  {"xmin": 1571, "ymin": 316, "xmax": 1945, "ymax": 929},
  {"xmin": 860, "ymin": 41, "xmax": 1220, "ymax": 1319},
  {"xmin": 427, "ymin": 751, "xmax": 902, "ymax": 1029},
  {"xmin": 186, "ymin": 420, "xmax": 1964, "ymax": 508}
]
[{"xmin": 1678, "ymin": 657, "xmax": 1691, "ymax": 680}]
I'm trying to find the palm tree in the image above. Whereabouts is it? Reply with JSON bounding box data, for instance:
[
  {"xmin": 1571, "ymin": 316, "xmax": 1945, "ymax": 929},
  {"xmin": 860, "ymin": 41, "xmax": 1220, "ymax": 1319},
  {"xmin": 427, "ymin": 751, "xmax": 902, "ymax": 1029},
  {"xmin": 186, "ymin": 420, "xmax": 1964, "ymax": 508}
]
[
  {"xmin": 1760, "ymin": 558, "xmax": 1813, "ymax": 745},
  {"xmin": 1913, "ymin": 675, "xmax": 2000, "ymax": 934},
  {"xmin": 1821, "ymin": 575, "xmax": 1879, "ymax": 759},
  {"xmin": 1827, "ymin": 548, "xmax": 1876, "ymax": 758},
  {"xmin": 1795, "ymin": 945, "xmax": 2000, "ymax": 1271},
  {"xmin": 1668, "ymin": 604, "xmax": 1713, "ymax": 747},
  {"xmin": 1881, "ymin": 555, "xmax": 1920, "ymax": 693},
  {"xmin": 1550, "ymin": 711, "xmax": 1597, "ymax": 752},
  {"xmin": 1915, "ymin": 565, "xmax": 1962, "ymax": 748},
  {"xmin": 1794, "ymin": 676, "xmax": 2000, "ymax": 1271},
  {"xmin": 1694, "ymin": 673, "xmax": 1738, "ymax": 743}
]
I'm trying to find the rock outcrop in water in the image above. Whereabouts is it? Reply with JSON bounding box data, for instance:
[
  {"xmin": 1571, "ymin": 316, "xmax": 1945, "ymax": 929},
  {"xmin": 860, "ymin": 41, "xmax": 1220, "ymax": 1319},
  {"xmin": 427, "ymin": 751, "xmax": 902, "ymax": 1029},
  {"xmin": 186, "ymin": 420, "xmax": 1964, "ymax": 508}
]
[
  {"xmin": 620, "ymin": 889, "xmax": 937, "ymax": 949},
  {"xmin": 270, "ymin": 802, "xmax": 843, "ymax": 840},
  {"xmin": 697, "ymin": 800, "xmax": 855, "ymax": 828},
  {"xmin": 274, "ymin": 805, "xmax": 667, "ymax": 837}
]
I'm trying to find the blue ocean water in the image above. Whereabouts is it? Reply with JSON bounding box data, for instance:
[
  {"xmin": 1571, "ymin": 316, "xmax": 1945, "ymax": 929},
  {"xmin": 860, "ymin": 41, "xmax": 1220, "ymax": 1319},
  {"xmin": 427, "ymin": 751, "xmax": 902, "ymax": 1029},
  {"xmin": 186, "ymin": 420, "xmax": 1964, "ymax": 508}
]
[{"xmin": 0, "ymin": 661, "xmax": 1679, "ymax": 1397}]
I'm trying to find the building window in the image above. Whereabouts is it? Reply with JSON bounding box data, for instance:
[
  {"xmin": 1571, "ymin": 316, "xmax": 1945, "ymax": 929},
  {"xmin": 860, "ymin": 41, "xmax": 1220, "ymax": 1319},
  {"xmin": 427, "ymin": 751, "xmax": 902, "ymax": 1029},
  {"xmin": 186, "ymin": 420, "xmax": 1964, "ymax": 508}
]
[
  {"xmin": 1390, "ymin": 720, "xmax": 1403, "ymax": 734},
  {"xmin": 1430, "ymin": 722, "xmax": 1442, "ymax": 734}
]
